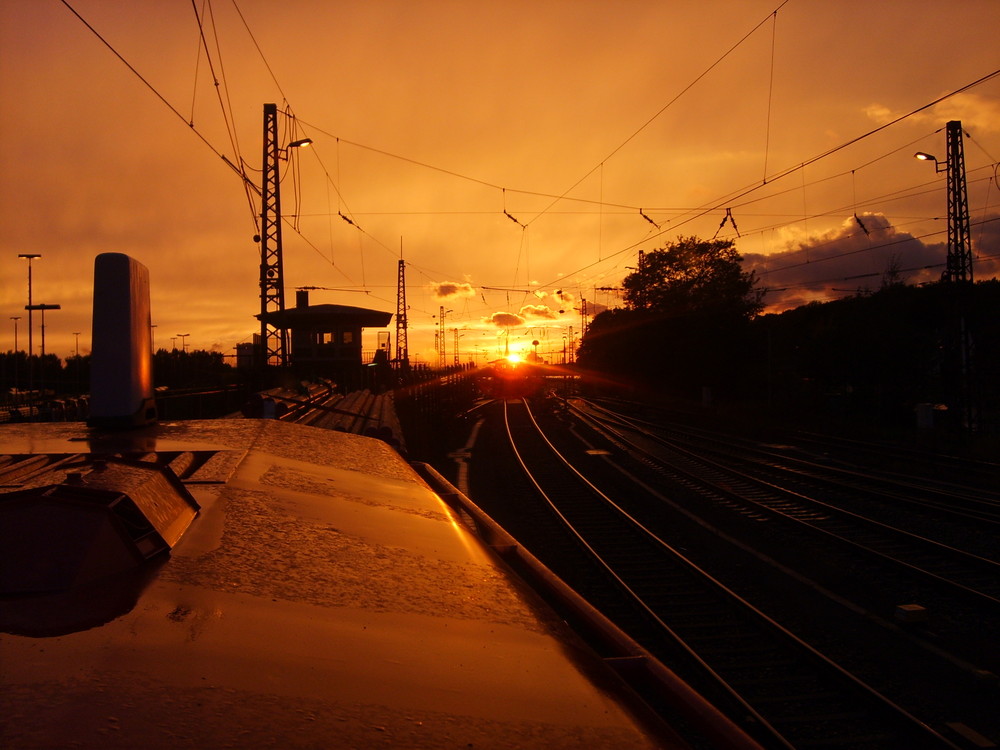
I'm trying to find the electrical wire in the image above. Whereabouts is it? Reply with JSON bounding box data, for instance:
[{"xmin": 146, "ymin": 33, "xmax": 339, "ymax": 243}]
[
  {"xmin": 59, "ymin": 0, "xmax": 238, "ymax": 173},
  {"xmin": 523, "ymin": 0, "xmax": 792, "ymax": 227},
  {"xmin": 190, "ymin": 0, "xmax": 258, "ymax": 231},
  {"xmin": 61, "ymin": 0, "xmax": 1000, "ymax": 320}
]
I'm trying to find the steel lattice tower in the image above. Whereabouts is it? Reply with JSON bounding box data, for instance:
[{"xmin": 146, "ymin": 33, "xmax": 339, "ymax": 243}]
[
  {"xmin": 944, "ymin": 120, "xmax": 973, "ymax": 283},
  {"xmin": 259, "ymin": 103, "xmax": 288, "ymax": 368},
  {"xmin": 395, "ymin": 258, "xmax": 410, "ymax": 374}
]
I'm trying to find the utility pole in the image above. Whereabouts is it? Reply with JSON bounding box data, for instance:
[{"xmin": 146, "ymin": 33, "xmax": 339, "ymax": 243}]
[
  {"xmin": 395, "ymin": 257, "xmax": 410, "ymax": 377},
  {"xmin": 916, "ymin": 120, "xmax": 977, "ymax": 430},
  {"xmin": 259, "ymin": 103, "xmax": 287, "ymax": 369},
  {"xmin": 438, "ymin": 306, "xmax": 447, "ymax": 369},
  {"xmin": 18, "ymin": 253, "xmax": 40, "ymax": 397},
  {"xmin": 944, "ymin": 120, "xmax": 973, "ymax": 283},
  {"xmin": 27, "ymin": 303, "xmax": 59, "ymax": 398},
  {"xmin": 10, "ymin": 316, "xmax": 20, "ymax": 400},
  {"xmin": 944, "ymin": 121, "xmax": 976, "ymax": 431}
]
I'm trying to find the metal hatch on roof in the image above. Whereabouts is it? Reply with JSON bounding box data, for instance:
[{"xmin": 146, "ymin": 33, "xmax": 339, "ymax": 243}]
[{"xmin": 0, "ymin": 458, "xmax": 199, "ymax": 595}]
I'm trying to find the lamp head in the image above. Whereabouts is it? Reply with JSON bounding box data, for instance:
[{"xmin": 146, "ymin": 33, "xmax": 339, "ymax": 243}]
[
  {"xmin": 288, "ymin": 138, "xmax": 313, "ymax": 149},
  {"xmin": 914, "ymin": 152, "xmax": 937, "ymax": 162}
]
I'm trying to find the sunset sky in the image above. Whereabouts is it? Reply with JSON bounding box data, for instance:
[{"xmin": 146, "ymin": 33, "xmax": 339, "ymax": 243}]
[{"xmin": 2, "ymin": 0, "xmax": 999, "ymax": 365}]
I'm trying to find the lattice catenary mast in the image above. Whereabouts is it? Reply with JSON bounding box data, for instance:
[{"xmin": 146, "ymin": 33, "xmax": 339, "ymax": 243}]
[
  {"xmin": 944, "ymin": 120, "xmax": 973, "ymax": 283},
  {"xmin": 258, "ymin": 102, "xmax": 287, "ymax": 368},
  {"xmin": 395, "ymin": 258, "xmax": 410, "ymax": 374}
]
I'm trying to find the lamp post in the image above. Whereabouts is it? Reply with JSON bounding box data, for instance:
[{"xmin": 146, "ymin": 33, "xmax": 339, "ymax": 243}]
[
  {"xmin": 10, "ymin": 316, "xmax": 20, "ymax": 401},
  {"xmin": 72, "ymin": 331, "xmax": 81, "ymax": 395},
  {"xmin": 26, "ymin": 303, "xmax": 60, "ymax": 398},
  {"xmin": 18, "ymin": 253, "xmax": 40, "ymax": 396},
  {"xmin": 177, "ymin": 333, "xmax": 190, "ymax": 353}
]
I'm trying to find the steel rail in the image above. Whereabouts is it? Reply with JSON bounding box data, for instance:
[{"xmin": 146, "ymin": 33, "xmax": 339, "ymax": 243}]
[
  {"xmin": 569, "ymin": 399, "xmax": 1000, "ymax": 609},
  {"xmin": 584, "ymin": 398, "xmax": 1000, "ymax": 525},
  {"xmin": 504, "ymin": 398, "xmax": 960, "ymax": 750}
]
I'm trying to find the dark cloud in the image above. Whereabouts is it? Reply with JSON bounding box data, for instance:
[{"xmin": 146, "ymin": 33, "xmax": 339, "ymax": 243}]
[
  {"xmin": 429, "ymin": 281, "xmax": 475, "ymax": 300},
  {"xmin": 485, "ymin": 311, "xmax": 525, "ymax": 328},
  {"xmin": 743, "ymin": 213, "xmax": 1000, "ymax": 311}
]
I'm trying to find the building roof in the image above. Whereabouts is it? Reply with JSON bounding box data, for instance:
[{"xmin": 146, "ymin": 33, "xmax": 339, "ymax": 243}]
[{"xmin": 258, "ymin": 303, "xmax": 393, "ymax": 329}]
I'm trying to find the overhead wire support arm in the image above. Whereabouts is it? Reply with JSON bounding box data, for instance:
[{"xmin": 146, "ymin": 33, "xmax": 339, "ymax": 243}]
[
  {"xmin": 639, "ymin": 209, "xmax": 660, "ymax": 229},
  {"xmin": 504, "ymin": 210, "xmax": 525, "ymax": 227},
  {"xmin": 712, "ymin": 208, "xmax": 740, "ymax": 239}
]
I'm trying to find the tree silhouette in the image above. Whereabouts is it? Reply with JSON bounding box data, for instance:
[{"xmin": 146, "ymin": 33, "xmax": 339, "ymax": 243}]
[
  {"xmin": 579, "ymin": 237, "xmax": 764, "ymax": 398},
  {"xmin": 623, "ymin": 236, "xmax": 764, "ymax": 320}
]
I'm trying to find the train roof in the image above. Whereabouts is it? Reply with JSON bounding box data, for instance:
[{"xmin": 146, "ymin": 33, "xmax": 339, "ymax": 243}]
[{"xmin": 1, "ymin": 419, "xmax": 674, "ymax": 749}]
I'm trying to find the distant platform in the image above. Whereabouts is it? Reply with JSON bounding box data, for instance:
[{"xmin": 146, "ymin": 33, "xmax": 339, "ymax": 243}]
[{"xmin": 1, "ymin": 419, "xmax": 673, "ymax": 748}]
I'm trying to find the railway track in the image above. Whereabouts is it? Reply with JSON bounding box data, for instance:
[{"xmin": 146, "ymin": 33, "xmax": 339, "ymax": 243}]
[
  {"xmin": 467, "ymin": 396, "xmax": 999, "ymax": 749},
  {"xmin": 568, "ymin": 400, "xmax": 1000, "ymax": 624},
  {"xmin": 583, "ymin": 398, "xmax": 1000, "ymax": 531}
]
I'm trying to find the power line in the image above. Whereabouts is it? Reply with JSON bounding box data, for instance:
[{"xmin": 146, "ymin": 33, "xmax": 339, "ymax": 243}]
[
  {"xmin": 537, "ymin": 69, "xmax": 1000, "ymax": 292},
  {"xmin": 524, "ymin": 0, "xmax": 792, "ymax": 227}
]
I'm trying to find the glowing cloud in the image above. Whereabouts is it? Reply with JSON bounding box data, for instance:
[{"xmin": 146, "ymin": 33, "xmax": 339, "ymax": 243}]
[
  {"xmin": 519, "ymin": 304, "xmax": 559, "ymax": 320},
  {"xmin": 866, "ymin": 92, "xmax": 1000, "ymax": 134}
]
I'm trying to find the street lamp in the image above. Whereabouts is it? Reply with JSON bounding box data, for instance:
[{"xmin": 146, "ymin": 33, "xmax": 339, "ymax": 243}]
[
  {"xmin": 73, "ymin": 332, "xmax": 81, "ymax": 358},
  {"xmin": 26, "ymin": 303, "xmax": 61, "ymax": 359},
  {"xmin": 26, "ymin": 303, "xmax": 60, "ymax": 398},
  {"xmin": 285, "ymin": 138, "xmax": 313, "ymax": 152},
  {"xmin": 10, "ymin": 316, "xmax": 20, "ymax": 399},
  {"xmin": 18, "ymin": 253, "xmax": 40, "ymax": 395},
  {"xmin": 177, "ymin": 333, "xmax": 190, "ymax": 352},
  {"xmin": 913, "ymin": 151, "xmax": 945, "ymax": 173}
]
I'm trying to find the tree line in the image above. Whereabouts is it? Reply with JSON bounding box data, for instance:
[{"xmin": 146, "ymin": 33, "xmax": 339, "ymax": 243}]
[
  {"xmin": 0, "ymin": 348, "xmax": 238, "ymax": 403},
  {"xmin": 577, "ymin": 236, "xmax": 999, "ymax": 436}
]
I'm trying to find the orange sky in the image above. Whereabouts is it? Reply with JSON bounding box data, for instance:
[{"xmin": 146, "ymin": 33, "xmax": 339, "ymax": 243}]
[{"xmin": 2, "ymin": 0, "xmax": 999, "ymax": 364}]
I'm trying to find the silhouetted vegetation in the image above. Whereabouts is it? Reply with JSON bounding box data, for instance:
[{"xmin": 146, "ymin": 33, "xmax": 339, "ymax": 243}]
[
  {"xmin": 579, "ymin": 236, "xmax": 764, "ymax": 402},
  {"xmin": 578, "ymin": 236, "xmax": 999, "ymax": 436},
  {"xmin": 1, "ymin": 348, "xmax": 239, "ymax": 404}
]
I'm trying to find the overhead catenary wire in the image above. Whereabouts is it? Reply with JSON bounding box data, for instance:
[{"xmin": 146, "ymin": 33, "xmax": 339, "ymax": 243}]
[
  {"xmin": 59, "ymin": 0, "xmax": 1000, "ymax": 323},
  {"xmin": 523, "ymin": 0, "xmax": 793, "ymax": 228},
  {"xmin": 536, "ymin": 69, "xmax": 1000, "ymax": 294},
  {"xmin": 59, "ymin": 0, "xmax": 239, "ymax": 176}
]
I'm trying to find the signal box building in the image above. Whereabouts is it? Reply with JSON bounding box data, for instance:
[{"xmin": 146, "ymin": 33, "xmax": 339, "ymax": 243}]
[{"xmin": 258, "ymin": 290, "xmax": 393, "ymax": 389}]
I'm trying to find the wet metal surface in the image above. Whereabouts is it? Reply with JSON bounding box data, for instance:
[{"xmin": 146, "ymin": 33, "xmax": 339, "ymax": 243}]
[{"xmin": 1, "ymin": 420, "xmax": 667, "ymax": 748}]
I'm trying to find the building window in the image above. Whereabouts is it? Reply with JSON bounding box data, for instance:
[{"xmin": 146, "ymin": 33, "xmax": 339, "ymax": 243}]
[{"xmin": 342, "ymin": 331, "xmax": 354, "ymax": 345}]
